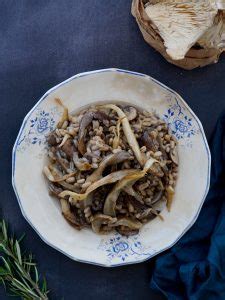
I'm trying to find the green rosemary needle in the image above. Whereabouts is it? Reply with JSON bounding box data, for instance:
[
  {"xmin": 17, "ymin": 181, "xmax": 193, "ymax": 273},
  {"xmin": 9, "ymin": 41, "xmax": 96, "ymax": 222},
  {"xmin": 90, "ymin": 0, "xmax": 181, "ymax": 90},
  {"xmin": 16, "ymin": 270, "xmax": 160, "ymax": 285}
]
[{"xmin": 0, "ymin": 220, "xmax": 49, "ymax": 299}]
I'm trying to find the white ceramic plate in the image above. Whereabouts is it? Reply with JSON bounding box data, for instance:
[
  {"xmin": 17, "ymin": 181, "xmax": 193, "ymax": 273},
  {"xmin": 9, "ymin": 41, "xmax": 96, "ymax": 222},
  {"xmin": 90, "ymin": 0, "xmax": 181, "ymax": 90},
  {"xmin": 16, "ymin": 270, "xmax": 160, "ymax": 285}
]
[{"xmin": 12, "ymin": 69, "xmax": 210, "ymax": 267}]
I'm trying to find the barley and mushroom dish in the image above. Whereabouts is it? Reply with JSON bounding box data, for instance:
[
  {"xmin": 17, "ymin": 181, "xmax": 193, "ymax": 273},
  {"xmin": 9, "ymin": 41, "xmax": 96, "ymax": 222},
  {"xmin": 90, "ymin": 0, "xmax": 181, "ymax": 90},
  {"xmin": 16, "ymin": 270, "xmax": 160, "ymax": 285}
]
[{"xmin": 43, "ymin": 99, "xmax": 178, "ymax": 236}]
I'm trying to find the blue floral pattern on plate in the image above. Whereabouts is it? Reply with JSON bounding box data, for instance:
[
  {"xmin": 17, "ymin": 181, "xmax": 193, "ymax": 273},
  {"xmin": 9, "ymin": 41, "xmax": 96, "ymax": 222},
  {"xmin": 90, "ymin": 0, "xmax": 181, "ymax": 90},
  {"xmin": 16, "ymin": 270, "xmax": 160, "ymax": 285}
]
[
  {"xmin": 163, "ymin": 97, "xmax": 197, "ymax": 147},
  {"xmin": 17, "ymin": 107, "xmax": 60, "ymax": 153},
  {"xmin": 98, "ymin": 233, "xmax": 156, "ymax": 263}
]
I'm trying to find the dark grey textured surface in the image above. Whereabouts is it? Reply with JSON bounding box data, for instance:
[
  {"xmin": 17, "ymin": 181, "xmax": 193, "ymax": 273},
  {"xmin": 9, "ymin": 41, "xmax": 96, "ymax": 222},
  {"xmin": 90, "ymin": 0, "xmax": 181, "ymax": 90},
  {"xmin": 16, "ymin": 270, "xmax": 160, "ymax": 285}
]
[{"xmin": 0, "ymin": 0, "xmax": 225, "ymax": 299}]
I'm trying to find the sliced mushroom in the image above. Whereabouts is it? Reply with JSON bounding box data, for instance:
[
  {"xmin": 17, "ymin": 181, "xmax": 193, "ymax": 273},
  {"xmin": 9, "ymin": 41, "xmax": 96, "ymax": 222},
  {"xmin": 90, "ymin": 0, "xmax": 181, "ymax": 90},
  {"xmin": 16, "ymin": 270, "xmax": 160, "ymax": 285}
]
[
  {"xmin": 91, "ymin": 214, "xmax": 117, "ymax": 234},
  {"xmin": 119, "ymin": 158, "xmax": 161, "ymax": 208},
  {"xmin": 60, "ymin": 199, "xmax": 82, "ymax": 229},
  {"xmin": 112, "ymin": 217, "xmax": 142, "ymax": 230},
  {"xmin": 151, "ymin": 190, "xmax": 163, "ymax": 205},
  {"xmin": 61, "ymin": 139, "xmax": 75, "ymax": 160},
  {"xmin": 166, "ymin": 186, "xmax": 175, "ymax": 211},
  {"xmin": 48, "ymin": 183, "xmax": 63, "ymax": 197},
  {"xmin": 73, "ymin": 152, "xmax": 92, "ymax": 171},
  {"xmin": 150, "ymin": 208, "xmax": 164, "ymax": 221},
  {"xmin": 141, "ymin": 130, "xmax": 159, "ymax": 152},
  {"xmin": 149, "ymin": 162, "xmax": 164, "ymax": 177},
  {"xmin": 87, "ymin": 151, "xmax": 132, "ymax": 183},
  {"xmin": 58, "ymin": 181, "xmax": 80, "ymax": 193},
  {"xmin": 123, "ymin": 186, "xmax": 144, "ymax": 204},
  {"xmin": 78, "ymin": 111, "xmax": 110, "ymax": 155},
  {"xmin": 91, "ymin": 186, "xmax": 109, "ymax": 211},
  {"xmin": 157, "ymin": 135, "xmax": 168, "ymax": 160},
  {"xmin": 59, "ymin": 169, "xmax": 139, "ymax": 202},
  {"xmin": 103, "ymin": 171, "xmax": 146, "ymax": 217},
  {"xmin": 55, "ymin": 98, "xmax": 69, "ymax": 129},
  {"xmin": 116, "ymin": 227, "xmax": 139, "ymax": 236},
  {"xmin": 112, "ymin": 118, "xmax": 121, "ymax": 149},
  {"xmin": 170, "ymin": 148, "xmax": 179, "ymax": 165},
  {"xmin": 160, "ymin": 161, "xmax": 169, "ymax": 174},
  {"xmin": 152, "ymin": 197, "xmax": 167, "ymax": 212},
  {"xmin": 47, "ymin": 133, "xmax": 57, "ymax": 146},
  {"xmin": 58, "ymin": 134, "xmax": 71, "ymax": 148},
  {"xmin": 98, "ymin": 104, "xmax": 146, "ymax": 166},
  {"xmin": 43, "ymin": 166, "xmax": 75, "ymax": 182},
  {"xmin": 136, "ymin": 208, "xmax": 156, "ymax": 221},
  {"xmin": 145, "ymin": 1, "xmax": 218, "ymax": 61},
  {"xmin": 127, "ymin": 195, "xmax": 148, "ymax": 212},
  {"xmin": 143, "ymin": 156, "xmax": 164, "ymax": 177},
  {"xmin": 123, "ymin": 106, "xmax": 137, "ymax": 121},
  {"xmin": 55, "ymin": 151, "xmax": 70, "ymax": 173},
  {"xmin": 70, "ymin": 205, "xmax": 88, "ymax": 227}
]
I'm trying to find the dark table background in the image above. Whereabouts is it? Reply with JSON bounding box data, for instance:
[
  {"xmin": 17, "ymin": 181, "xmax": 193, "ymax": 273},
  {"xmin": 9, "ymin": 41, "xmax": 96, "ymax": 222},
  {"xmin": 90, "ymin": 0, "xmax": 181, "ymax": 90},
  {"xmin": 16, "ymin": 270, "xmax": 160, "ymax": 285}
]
[{"xmin": 1, "ymin": 1, "xmax": 225, "ymax": 299}]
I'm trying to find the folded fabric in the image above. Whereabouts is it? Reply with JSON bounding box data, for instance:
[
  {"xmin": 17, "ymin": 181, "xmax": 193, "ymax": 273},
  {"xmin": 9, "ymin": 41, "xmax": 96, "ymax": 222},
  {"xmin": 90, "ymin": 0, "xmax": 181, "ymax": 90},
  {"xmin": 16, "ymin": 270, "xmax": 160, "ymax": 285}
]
[{"xmin": 150, "ymin": 112, "xmax": 225, "ymax": 300}]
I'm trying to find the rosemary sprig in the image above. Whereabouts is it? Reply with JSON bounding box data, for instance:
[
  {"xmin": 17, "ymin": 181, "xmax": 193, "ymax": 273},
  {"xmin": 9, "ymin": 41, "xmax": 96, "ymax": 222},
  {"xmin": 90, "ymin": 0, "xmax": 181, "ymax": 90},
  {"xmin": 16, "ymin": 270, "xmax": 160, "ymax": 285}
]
[{"xmin": 0, "ymin": 220, "xmax": 49, "ymax": 299}]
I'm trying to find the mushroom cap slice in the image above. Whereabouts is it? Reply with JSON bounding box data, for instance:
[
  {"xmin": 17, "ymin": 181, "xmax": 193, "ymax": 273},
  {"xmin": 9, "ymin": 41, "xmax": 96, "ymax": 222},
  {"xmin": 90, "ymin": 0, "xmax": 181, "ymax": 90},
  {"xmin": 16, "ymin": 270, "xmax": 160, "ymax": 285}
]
[
  {"xmin": 59, "ymin": 169, "xmax": 139, "ymax": 202},
  {"xmin": 91, "ymin": 214, "xmax": 117, "ymax": 233},
  {"xmin": 103, "ymin": 157, "xmax": 160, "ymax": 216},
  {"xmin": 103, "ymin": 171, "xmax": 146, "ymax": 217},
  {"xmin": 145, "ymin": 0, "xmax": 218, "ymax": 60},
  {"xmin": 87, "ymin": 151, "xmax": 132, "ymax": 183},
  {"xmin": 98, "ymin": 104, "xmax": 146, "ymax": 166},
  {"xmin": 77, "ymin": 111, "xmax": 110, "ymax": 155}
]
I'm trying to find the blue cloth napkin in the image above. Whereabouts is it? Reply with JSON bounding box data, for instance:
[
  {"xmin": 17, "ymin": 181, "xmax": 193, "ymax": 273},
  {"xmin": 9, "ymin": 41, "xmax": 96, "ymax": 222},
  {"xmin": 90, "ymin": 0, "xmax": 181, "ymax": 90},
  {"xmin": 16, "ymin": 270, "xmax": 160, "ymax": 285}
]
[{"xmin": 150, "ymin": 112, "xmax": 225, "ymax": 300}]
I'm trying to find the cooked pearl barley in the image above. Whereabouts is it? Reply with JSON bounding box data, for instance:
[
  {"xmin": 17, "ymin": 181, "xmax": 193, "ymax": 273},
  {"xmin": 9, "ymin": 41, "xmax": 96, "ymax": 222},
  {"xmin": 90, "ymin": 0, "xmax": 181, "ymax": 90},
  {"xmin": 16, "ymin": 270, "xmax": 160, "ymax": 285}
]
[
  {"xmin": 157, "ymin": 125, "xmax": 162, "ymax": 131},
  {"xmin": 150, "ymin": 131, "xmax": 157, "ymax": 139},
  {"xmin": 165, "ymin": 134, "xmax": 171, "ymax": 141},
  {"xmin": 128, "ymin": 203, "xmax": 134, "ymax": 213},
  {"xmin": 66, "ymin": 177, "xmax": 75, "ymax": 183},
  {"xmin": 165, "ymin": 146, "xmax": 170, "ymax": 153},
  {"xmin": 112, "ymin": 148, "xmax": 122, "ymax": 153},
  {"xmin": 84, "ymin": 207, "xmax": 92, "ymax": 218},
  {"xmin": 92, "ymin": 157, "xmax": 98, "ymax": 163},
  {"xmin": 140, "ymin": 146, "xmax": 147, "ymax": 153},
  {"xmin": 154, "ymin": 151, "xmax": 162, "ymax": 157},
  {"xmin": 92, "ymin": 120, "xmax": 99, "ymax": 129},
  {"xmin": 142, "ymin": 121, "xmax": 152, "ymax": 126},
  {"xmin": 77, "ymin": 179, "xmax": 85, "ymax": 184},
  {"xmin": 82, "ymin": 182, "xmax": 92, "ymax": 189},
  {"xmin": 138, "ymin": 182, "xmax": 149, "ymax": 191}
]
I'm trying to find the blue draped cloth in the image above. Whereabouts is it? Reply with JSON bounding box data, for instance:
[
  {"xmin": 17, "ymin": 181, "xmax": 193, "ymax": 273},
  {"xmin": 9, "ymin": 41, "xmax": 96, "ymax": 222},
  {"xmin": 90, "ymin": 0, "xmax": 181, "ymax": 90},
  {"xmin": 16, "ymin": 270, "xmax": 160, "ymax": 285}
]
[{"xmin": 151, "ymin": 112, "xmax": 225, "ymax": 300}]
